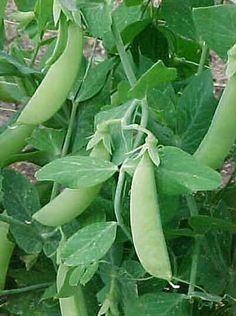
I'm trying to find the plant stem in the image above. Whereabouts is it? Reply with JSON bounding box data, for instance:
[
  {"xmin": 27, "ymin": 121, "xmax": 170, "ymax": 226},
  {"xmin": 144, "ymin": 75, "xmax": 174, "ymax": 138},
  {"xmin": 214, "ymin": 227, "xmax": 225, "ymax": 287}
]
[
  {"xmin": 197, "ymin": 41, "xmax": 209, "ymax": 76},
  {"xmin": 30, "ymin": 40, "xmax": 41, "ymax": 67},
  {"xmin": 114, "ymin": 169, "xmax": 132, "ymax": 242},
  {"xmin": 186, "ymin": 195, "xmax": 201, "ymax": 299},
  {"xmin": 134, "ymin": 98, "xmax": 149, "ymax": 147},
  {"xmin": 50, "ymin": 101, "xmax": 79, "ymax": 200},
  {"xmin": 0, "ymin": 282, "xmax": 52, "ymax": 296},
  {"xmin": 111, "ymin": 17, "xmax": 137, "ymax": 88},
  {"xmin": 0, "ymin": 214, "xmax": 29, "ymax": 228}
]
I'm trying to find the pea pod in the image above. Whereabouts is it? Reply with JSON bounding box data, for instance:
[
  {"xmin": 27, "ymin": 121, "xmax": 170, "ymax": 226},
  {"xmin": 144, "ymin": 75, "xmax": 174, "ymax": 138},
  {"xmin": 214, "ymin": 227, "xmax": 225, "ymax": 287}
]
[
  {"xmin": 17, "ymin": 21, "xmax": 83, "ymax": 125},
  {"xmin": 130, "ymin": 153, "xmax": 172, "ymax": 281},
  {"xmin": 45, "ymin": 14, "xmax": 68, "ymax": 67},
  {"xmin": 57, "ymin": 264, "xmax": 88, "ymax": 316},
  {"xmin": 0, "ymin": 220, "xmax": 14, "ymax": 290},
  {"xmin": 32, "ymin": 142, "xmax": 110, "ymax": 227},
  {"xmin": 194, "ymin": 44, "xmax": 236, "ymax": 169},
  {"xmin": 0, "ymin": 124, "xmax": 34, "ymax": 167}
]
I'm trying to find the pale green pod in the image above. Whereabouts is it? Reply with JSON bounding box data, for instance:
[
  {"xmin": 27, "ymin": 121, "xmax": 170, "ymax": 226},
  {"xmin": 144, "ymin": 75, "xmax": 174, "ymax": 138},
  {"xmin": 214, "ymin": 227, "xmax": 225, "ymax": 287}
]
[
  {"xmin": 57, "ymin": 264, "xmax": 88, "ymax": 316},
  {"xmin": 194, "ymin": 73, "xmax": 236, "ymax": 169},
  {"xmin": 130, "ymin": 153, "xmax": 172, "ymax": 281},
  {"xmin": 0, "ymin": 221, "xmax": 14, "ymax": 290},
  {"xmin": 33, "ymin": 142, "xmax": 110, "ymax": 227},
  {"xmin": 17, "ymin": 22, "xmax": 83, "ymax": 125},
  {"xmin": 0, "ymin": 124, "xmax": 34, "ymax": 167}
]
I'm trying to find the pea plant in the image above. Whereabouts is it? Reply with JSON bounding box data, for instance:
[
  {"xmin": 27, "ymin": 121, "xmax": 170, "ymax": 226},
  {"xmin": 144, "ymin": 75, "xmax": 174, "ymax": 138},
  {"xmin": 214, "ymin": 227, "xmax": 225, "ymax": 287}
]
[{"xmin": 1, "ymin": 0, "xmax": 236, "ymax": 315}]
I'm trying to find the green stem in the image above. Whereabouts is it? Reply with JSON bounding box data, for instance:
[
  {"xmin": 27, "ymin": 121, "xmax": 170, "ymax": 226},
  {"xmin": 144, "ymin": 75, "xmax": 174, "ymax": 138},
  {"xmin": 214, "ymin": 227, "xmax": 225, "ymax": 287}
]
[
  {"xmin": 197, "ymin": 41, "xmax": 209, "ymax": 76},
  {"xmin": 30, "ymin": 40, "xmax": 41, "ymax": 67},
  {"xmin": 0, "ymin": 214, "xmax": 29, "ymax": 228},
  {"xmin": 112, "ymin": 17, "xmax": 137, "ymax": 88},
  {"xmin": 133, "ymin": 98, "xmax": 149, "ymax": 147},
  {"xmin": 114, "ymin": 169, "xmax": 132, "ymax": 241},
  {"xmin": 186, "ymin": 195, "xmax": 201, "ymax": 306},
  {"xmin": 50, "ymin": 101, "xmax": 79, "ymax": 200},
  {"xmin": 0, "ymin": 282, "xmax": 52, "ymax": 296}
]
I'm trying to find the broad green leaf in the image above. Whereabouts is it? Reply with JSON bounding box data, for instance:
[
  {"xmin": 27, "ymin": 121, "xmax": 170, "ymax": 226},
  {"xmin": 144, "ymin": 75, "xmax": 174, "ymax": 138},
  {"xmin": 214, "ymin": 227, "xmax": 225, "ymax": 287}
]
[
  {"xmin": 36, "ymin": 155, "xmax": 118, "ymax": 189},
  {"xmin": 35, "ymin": 0, "xmax": 53, "ymax": 38},
  {"xmin": 132, "ymin": 24, "xmax": 170, "ymax": 65},
  {"xmin": 2, "ymin": 169, "xmax": 40, "ymax": 221},
  {"xmin": 177, "ymin": 70, "xmax": 217, "ymax": 154},
  {"xmin": 129, "ymin": 61, "xmax": 177, "ymax": 99},
  {"xmin": 0, "ymin": 51, "xmax": 41, "ymax": 77},
  {"xmin": 28, "ymin": 127, "xmax": 65, "ymax": 155},
  {"xmin": 126, "ymin": 293, "xmax": 189, "ymax": 316},
  {"xmin": 0, "ymin": 80, "xmax": 26, "ymax": 103},
  {"xmin": 77, "ymin": 58, "xmax": 115, "ymax": 102},
  {"xmin": 81, "ymin": 2, "xmax": 112, "ymax": 42},
  {"xmin": 14, "ymin": 0, "xmax": 37, "ymax": 11},
  {"xmin": 2, "ymin": 169, "xmax": 43, "ymax": 254},
  {"xmin": 72, "ymin": 78, "xmax": 111, "ymax": 152},
  {"xmin": 161, "ymin": 0, "xmax": 196, "ymax": 40},
  {"xmin": 102, "ymin": 2, "xmax": 144, "ymax": 50},
  {"xmin": 157, "ymin": 146, "xmax": 222, "ymax": 195},
  {"xmin": 193, "ymin": 5, "xmax": 236, "ymax": 60},
  {"xmin": 60, "ymin": 222, "xmax": 117, "ymax": 265}
]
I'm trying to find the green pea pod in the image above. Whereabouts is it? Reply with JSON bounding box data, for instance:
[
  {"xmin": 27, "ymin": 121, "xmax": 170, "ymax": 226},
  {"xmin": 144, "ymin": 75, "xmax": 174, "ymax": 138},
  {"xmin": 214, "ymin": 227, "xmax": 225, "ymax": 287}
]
[
  {"xmin": 0, "ymin": 220, "xmax": 14, "ymax": 290},
  {"xmin": 0, "ymin": 124, "xmax": 35, "ymax": 167},
  {"xmin": 45, "ymin": 14, "xmax": 68, "ymax": 68},
  {"xmin": 17, "ymin": 22, "xmax": 83, "ymax": 125},
  {"xmin": 130, "ymin": 153, "xmax": 172, "ymax": 281},
  {"xmin": 57, "ymin": 264, "xmax": 88, "ymax": 316},
  {"xmin": 32, "ymin": 142, "xmax": 110, "ymax": 227},
  {"xmin": 194, "ymin": 44, "xmax": 236, "ymax": 169}
]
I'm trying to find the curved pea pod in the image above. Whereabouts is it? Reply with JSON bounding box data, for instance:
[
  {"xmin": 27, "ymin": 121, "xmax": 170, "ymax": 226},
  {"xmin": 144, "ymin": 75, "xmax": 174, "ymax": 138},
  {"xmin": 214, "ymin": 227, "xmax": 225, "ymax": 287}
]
[
  {"xmin": 32, "ymin": 142, "xmax": 110, "ymax": 227},
  {"xmin": 0, "ymin": 124, "xmax": 34, "ymax": 167},
  {"xmin": 57, "ymin": 264, "xmax": 88, "ymax": 316},
  {"xmin": 195, "ymin": 43, "xmax": 236, "ymax": 169},
  {"xmin": 17, "ymin": 22, "xmax": 83, "ymax": 125},
  {"xmin": 194, "ymin": 73, "xmax": 236, "ymax": 169},
  {"xmin": 130, "ymin": 153, "xmax": 172, "ymax": 281},
  {"xmin": 0, "ymin": 221, "xmax": 14, "ymax": 290},
  {"xmin": 45, "ymin": 14, "xmax": 68, "ymax": 68}
]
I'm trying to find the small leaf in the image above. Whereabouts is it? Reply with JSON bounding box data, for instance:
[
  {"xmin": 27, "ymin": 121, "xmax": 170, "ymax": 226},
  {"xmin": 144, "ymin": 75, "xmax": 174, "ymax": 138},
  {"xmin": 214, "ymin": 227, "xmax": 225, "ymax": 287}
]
[
  {"xmin": 60, "ymin": 222, "xmax": 117, "ymax": 266},
  {"xmin": 157, "ymin": 146, "xmax": 222, "ymax": 195},
  {"xmin": 36, "ymin": 155, "xmax": 118, "ymax": 189},
  {"xmin": 28, "ymin": 127, "xmax": 65, "ymax": 155},
  {"xmin": 129, "ymin": 60, "xmax": 177, "ymax": 99},
  {"xmin": 77, "ymin": 58, "xmax": 115, "ymax": 102}
]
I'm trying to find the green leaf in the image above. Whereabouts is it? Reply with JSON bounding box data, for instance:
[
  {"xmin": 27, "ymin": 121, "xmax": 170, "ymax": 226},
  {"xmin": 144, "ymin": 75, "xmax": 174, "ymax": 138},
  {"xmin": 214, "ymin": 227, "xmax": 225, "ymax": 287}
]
[
  {"xmin": 2, "ymin": 169, "xmax": 43, "ymax": 254},
  {"xmin": 125, "ymin": 293, "xmax": 189, "ymax": 316},
  {"xmin": 36, "ymin": 155, "xmax": 118, "ymax": 189},
  {"xmin": 193, "ymin": 5, "xmax": 236, "ymax": 60},
  {"xmin": 35, "ymin": 0, "xmax": 53, "ymax": 38},
  {"xmin": 14, "ymin": 0, "xmax": 37, "ymax": 11},
  {"xmin": 81, "ymin": 2, "xmax": 112, "ymax": 42},
  {"xmin": 0, "ymin": 80, "xmax": 26, "ymax": 103},
  {"xmin": 157, "ymin": 146, "xmax": 222, "ymax": 195},
  {"xmin": 177, "ymin": 70, "xmax": 217, "ymax": 154},
  {"xmin": 189, "ymin": 215, "xmax": 236, "ymax": 234},
  {"xmin": 28, "ymin": 127, "xmax": 65, "ymax": 155},
  {"xmin": 60, "ymin": 222, "xmax": 117, "ymax": 266},
  {"xmin": 0, "ymin": 51, "xmax": 40, "ymax": 77},
  {"xmin": 125, "ymin": 0, "xmax": 143, "ymax": 6},
  {"xmin": 161, "ymin": 0, "xmax": 196, "ymax": 40},
  {"xmin": 129, "ymin": 60, "xmax": 177, "ymax": 99},
  {"xmin": 72, "ymin": 77, "xmax": 111, "ymax": 152},
  {"xmin": 77, "ymin": 58, "xmax": 115, "ymax": 102}
]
